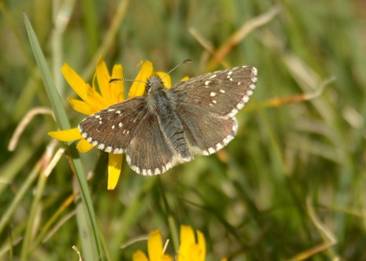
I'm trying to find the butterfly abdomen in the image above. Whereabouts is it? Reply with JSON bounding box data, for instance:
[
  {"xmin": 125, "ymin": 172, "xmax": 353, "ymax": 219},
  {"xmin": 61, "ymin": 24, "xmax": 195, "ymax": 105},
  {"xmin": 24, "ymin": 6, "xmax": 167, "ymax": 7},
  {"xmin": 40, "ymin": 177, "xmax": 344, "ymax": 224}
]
[{"xmin": 168, "ymin": 128, "xmax": 191, "ymax": 160}]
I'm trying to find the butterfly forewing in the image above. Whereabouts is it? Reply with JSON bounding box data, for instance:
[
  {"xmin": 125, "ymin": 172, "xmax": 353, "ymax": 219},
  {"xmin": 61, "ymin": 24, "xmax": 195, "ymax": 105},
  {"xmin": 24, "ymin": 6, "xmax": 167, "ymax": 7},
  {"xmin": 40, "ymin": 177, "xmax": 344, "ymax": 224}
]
[
  {"xmin": 79, "ymin": 97, "xmax": 147, "ymax": 153},
  {"xmin": 173, "ymin": 65, "xmax": 257, "ymax": 117}
]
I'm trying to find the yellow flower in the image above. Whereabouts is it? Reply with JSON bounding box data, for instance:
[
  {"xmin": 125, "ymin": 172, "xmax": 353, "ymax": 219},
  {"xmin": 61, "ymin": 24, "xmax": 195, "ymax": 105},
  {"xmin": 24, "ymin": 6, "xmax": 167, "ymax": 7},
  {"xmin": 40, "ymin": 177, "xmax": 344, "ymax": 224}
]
[
  {"xmin": 132, "ymin": 230, "xmax": 172, "ymax": 261},
  {"xmin": 132, "ymin": 225, "xmax": 206, "ymax": 261},
  {"xmin": 177, "ymin": 225, "xmax": 206, "ymax": 261},
  {"xmin": 49, "ymin": 60, "xmax": 172, "ymax": 190}
]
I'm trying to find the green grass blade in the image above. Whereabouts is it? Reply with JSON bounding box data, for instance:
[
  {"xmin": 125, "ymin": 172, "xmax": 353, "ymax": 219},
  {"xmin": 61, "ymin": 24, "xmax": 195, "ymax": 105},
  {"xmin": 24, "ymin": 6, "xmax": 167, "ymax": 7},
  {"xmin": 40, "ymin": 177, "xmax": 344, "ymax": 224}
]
[
  {"xmin": 81, "ymin": 0, "xmax": 99, "ymax": 56},
  {"xmin": 23, "ymin": 14, "xmax": 104, "ymax": 260},
  {"xmin": 23, "ymin": 15, "xmax": 70, "ymax": 128}
]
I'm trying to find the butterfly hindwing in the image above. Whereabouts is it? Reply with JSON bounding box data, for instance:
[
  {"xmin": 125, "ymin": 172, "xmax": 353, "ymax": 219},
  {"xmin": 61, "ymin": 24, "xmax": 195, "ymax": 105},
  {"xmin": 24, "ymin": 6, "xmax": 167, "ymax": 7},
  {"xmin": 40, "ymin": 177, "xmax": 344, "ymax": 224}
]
[
  {"xmin": 173, "ymin": 65, "xmax": 257, "ymax": 117},
  {"xmin": 125, "ymin": 112, "xmax": 178, "ymax": 175},
  {"xmin": 79, "ymin": 97, "xmax": 147, "ymax": 153},
  {"xmin": 174, "ymin": 103, "xmax": 238, "ymax": 155}
]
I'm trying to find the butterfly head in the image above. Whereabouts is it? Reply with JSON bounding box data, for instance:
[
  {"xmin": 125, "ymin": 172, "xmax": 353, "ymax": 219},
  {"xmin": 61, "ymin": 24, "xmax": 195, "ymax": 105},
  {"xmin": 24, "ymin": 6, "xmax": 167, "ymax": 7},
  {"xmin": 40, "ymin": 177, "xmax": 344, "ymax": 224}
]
[{"xmin": 147, "ymin": 75, "xmax": 165, "ymax": 95}]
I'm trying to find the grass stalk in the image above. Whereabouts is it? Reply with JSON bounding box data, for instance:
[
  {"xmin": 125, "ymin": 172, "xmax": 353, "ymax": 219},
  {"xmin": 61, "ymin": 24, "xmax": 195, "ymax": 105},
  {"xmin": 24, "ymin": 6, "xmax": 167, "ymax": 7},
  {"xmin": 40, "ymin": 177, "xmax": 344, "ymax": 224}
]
[{"xmin": 23, "ymin": 14, "xmax": 105, "ymax": 260}]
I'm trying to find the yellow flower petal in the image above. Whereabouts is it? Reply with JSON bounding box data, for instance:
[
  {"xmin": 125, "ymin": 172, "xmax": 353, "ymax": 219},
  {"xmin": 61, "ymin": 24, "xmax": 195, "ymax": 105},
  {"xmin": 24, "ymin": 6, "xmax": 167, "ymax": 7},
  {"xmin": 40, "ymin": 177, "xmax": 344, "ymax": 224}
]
[
  {"xmin": 76, "ymin": 139, "xmax": 95, "ymax": 153},
  {"xmin": 132, "ymin": 250, "xmax": 148, "ymax": 261},
  {"xmin": 156, "ymin": 71, "xmax": 172, "ymax": 89},
  {"xmin": 128, "ymin": 61, "xmax": 153, "ymax": 98},
  {"xmin": 162, "ymin": 255, "xmax": 173, "ymax": 261},
  {"xmin": 178, "ymin": 225, "xmax": 196, "ymax": 261},
  {"xmin": 148, "ymin": 230, "xmax": 164, "ymax": 261},
  {"xmin": 180, "ymin": 225, "xmax": 195, "ymax": 248},
  {"xmin": 68, "ymin": 98, "xmax": 95, "ymax": 115},
  {"xmin": 107, "ymin": 154, "xmax": 123, "ymax": 190},
  {"xmin": 190, "ymin": 245, "xmax": 200, "ymax": 261},
  {"xmin": 61, "ymin": 64, "xmax": 106, "ymax": 108},
  {"xmin": 110, "ymin": 64, "xmax": 125, "ymax": 103},
  {"xmin": 48, "ymin": 128, "xmax": 81, "ymax": 142},
  {"xmin": 61, "ymin": 64, "xmax": 92, "ymax": 100},
  {"xmin": 96, "ymin": 60, "xmax": 111, "ymax": 99},
  {"xmin": 196, "ymin": 230, "xmax": 206, "ymax": 261}
]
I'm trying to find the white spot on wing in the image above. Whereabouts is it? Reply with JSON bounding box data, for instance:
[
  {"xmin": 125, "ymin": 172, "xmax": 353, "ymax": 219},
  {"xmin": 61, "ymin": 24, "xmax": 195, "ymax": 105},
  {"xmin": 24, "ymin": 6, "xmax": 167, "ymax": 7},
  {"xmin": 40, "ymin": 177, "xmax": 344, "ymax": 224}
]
[
  {"xmin": 131, "ymin": 165, "xmax": 140, "ymax": 174},
  {"xmin": 166, "ymin": 161, "xmax": 172, "ymax": 170},
  {"xmin": 237, "ymin": 101, "xmax": 244, "ymax": 110},
  {"xmin": 126, "ymin": 155, "xmax": 131, "ymax": 164},
  {"xmin": 210, "ymin": 92, "xmax": 216, "ymax": 97},
  {"xmin": 252, "ymin": 67, "xmax": 258, "ymax": 76},
  {"xmin": 229, "ymin": 108, "xmax": 238, "ymax": 117},
  {"xmin": 113, "ymin": 148, "xmax": 123, "ymax": 154},
  {"xmin": 232, "ymin": 119, "xmax": 238, "ymax": 133},
  {"xmin": 215, "ymin": 143, "xmax": 224, "ymax": 151}
]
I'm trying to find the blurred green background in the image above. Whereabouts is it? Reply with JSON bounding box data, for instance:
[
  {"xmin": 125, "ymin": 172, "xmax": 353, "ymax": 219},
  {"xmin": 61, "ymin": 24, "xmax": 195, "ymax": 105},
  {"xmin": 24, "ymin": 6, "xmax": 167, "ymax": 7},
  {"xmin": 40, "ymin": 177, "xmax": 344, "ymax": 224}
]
[{"xmin": 1, "ymin": 0, "xmax": 366, "ymax": 260}]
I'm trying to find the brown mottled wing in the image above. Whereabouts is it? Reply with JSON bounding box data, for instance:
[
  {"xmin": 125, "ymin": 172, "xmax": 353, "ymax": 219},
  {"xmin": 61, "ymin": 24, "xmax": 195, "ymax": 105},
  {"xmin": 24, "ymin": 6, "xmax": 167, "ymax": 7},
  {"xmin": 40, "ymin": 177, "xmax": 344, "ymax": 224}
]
[
  {"xmin": 175, "ymin": 104, "xmax": 238, "ymax": 155},
  {"xmin": 170, "ymin": 65, "xmax": 258, "ymax": 155},
  {"xmin": 79, "ymin": 98, "xmax": 178, "ymax": 175},
  {"xmin": 79, "ymin": 97, "xmax": 147, "ymax": 154},
  {"xmin": 173, "ymin": 65, "xmax": 257, "ymax": 117},
  {"xmin": 125, "ymin": 112, "xmax": 178, "ymax": 176}
]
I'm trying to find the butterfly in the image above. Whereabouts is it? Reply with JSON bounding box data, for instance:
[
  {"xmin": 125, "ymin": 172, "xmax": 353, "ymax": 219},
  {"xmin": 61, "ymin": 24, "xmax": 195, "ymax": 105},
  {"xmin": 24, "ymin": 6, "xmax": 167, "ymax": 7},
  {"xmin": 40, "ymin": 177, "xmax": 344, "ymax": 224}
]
[{"xmin": 79, "ymin": 65, "xmax": 258, "ymax": 175}]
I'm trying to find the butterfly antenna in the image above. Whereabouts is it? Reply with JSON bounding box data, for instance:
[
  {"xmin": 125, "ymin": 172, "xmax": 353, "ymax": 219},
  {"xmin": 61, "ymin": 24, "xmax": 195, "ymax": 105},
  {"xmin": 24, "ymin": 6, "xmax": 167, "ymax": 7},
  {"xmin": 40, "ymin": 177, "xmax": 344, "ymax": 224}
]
[
  {"xmin": 167, "ymin": 58, "xmax": 192, "ymax": 74},
  {"xmin": 109, "ymin": 78, "xmax": 147, "ymax": 85}
]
